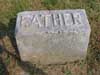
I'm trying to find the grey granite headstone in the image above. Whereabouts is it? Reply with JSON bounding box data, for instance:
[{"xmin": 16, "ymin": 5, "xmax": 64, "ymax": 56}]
[{"xmin": 15, "ymin": 9, "xmax": 91, "ymax": 64}]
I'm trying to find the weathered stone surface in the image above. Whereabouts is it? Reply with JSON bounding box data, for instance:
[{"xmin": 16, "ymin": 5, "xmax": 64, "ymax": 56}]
[{"xmin": 15, "ymin": 9, "xmax": 91, "ymax": 64}]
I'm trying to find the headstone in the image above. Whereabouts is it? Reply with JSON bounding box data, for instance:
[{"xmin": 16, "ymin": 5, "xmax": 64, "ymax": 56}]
[{"xmin": 15, "ymin": 9, "xmax": 91, "ymax": 64}]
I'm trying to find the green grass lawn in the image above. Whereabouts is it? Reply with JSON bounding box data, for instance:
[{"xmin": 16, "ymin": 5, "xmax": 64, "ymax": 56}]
[{"xmin": 0, "ymin": 0, "xmax": 100, "ymax": 75}]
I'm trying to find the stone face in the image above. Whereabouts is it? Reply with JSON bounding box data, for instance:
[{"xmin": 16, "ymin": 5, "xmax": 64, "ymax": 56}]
[{"xmin": 15, "ymin": 9, "xmax": 91, "ymax": 64}]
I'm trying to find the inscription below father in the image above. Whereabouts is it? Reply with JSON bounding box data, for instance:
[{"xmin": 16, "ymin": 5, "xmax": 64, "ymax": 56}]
[{"xmin": 15, "ymin": 9, "xmax": 91, "ymax": 64}]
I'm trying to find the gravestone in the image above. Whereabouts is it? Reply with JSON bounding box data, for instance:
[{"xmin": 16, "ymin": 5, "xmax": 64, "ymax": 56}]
[{"xmin": 15, "ymin": 9, "xmax": 91, "ymax": 64}]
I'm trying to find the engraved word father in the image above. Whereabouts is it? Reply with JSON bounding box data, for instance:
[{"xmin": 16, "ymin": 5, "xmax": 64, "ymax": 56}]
[{"xmin": 20, "ymin": 12, "xmax": 82, "ymax": 33}]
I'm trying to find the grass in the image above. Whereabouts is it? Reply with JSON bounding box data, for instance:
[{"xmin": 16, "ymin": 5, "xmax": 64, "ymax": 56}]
[
  {"xmin": 65, "ymin": 70, "xmax": 72, "ymax": 75},
  {"xmin": 0, "ymin": 0, "xmax": 100, "ymax": 75}
]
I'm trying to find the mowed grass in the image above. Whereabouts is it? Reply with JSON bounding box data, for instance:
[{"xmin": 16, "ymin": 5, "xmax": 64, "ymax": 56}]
[{"xmin": 0, "ymin": 0, "xmax": 100, "ymax": 75}]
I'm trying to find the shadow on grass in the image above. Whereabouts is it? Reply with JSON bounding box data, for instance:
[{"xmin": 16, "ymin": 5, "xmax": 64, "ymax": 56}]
[
  {"xmin": 0, "ymin": 57, "xmax": 9, "ymax": 75},
  {"xmin": 0, "ymin": 23, "xmax": 9, "ymax": 75},
  {"xmin": 0, "ymin": 18, "xmax": 47, "ymax": 75}
]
